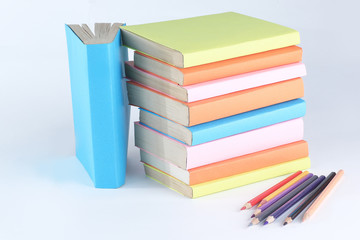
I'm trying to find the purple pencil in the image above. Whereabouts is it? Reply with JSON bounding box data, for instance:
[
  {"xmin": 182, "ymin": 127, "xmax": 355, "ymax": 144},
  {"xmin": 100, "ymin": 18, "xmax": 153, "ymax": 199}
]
[
  {"xmin": 264, "ymin": 175, "xmax": 326, "ymax": 225},
  {"xmin": 252, "ymin": 173, "xmax": 313, "ymax": 217}
]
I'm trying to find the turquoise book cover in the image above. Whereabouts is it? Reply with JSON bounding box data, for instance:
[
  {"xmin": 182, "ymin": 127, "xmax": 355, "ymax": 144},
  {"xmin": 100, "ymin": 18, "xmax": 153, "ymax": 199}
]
[{"xmin": 65, "ymin": 23, "xmax": 129, "ymax": 188}]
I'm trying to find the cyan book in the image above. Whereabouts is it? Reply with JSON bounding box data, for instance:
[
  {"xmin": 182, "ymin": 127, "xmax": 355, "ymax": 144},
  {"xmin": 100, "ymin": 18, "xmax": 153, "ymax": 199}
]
[
  {"xmin": 65, "ymin": 23, "xmax": 129, "ymax": 188},
  {"xmin": 139, "ymin": 99, "xmax": 306, "ymax": 145}
]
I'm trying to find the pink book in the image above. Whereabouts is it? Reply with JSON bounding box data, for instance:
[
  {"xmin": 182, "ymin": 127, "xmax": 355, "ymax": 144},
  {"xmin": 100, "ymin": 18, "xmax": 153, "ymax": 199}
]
[
  {"xmin": 134, "ymin": 118, "xmax": 304, "ymax": 169},
  {"xmin": 125, "ymin": 62, "xmax": 306, "ymax": 102}
]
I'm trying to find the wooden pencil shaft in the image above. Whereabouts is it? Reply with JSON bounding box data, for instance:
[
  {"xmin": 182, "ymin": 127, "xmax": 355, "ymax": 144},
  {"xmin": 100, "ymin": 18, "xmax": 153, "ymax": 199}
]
[
  {"xmin": 265, "ymin": 216, "xmax": 275, "ymax": 224},
  {"xmin": 259, "ymin": 199, "xmax": 267, "ymax": 206},
  {"xmin": 259, "ymin": 173, "xmax": 313, "ymax": 212},
  {"xmin": 303, "ymin": 170, "xmax": 344, "ymax": 220},
  {"xmin": 259, "ymin": 171, "xmax": 309, "ymax": 206},
  {"xmin": 283, "ymin": 217, "xmax": 292, "ymax": 225},
  {"xmin": 247, "ymin": 171, "xmax": 302, "ymax": 206},
  {"xmin": 289, "ymin": 172, "xmax": 336, "ymax": 220},
  {"xmin": 257, "ymin": 175, "xmax": 318, "ymax": 222},
  {"xmin": 290, "ymin": 173, "xmax": 335, "ymax": 219},
  {"xmin": 242, "ymin": 202, "xmax": 252, "ymax": 210},
  {"xmin": 253, "ymin": 209, "xmax": 261, "ymax": 217},
  {"xmin": 272, "ymin": 176, "xmax": 325, "ymax": 219},
  {"xmin": 251, "ymin": 218, "xmax": 260, "ymax": 225}
]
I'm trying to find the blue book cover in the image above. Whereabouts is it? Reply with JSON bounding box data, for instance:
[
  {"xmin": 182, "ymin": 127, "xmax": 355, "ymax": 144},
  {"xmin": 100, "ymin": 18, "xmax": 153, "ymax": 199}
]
[
  {"xmin": 65, "ymin": 23, "xmax": 129, "ymax": 188},
  {"xmin": 139, "ymin": 99, "xmax": 306, "ymax": 146}
]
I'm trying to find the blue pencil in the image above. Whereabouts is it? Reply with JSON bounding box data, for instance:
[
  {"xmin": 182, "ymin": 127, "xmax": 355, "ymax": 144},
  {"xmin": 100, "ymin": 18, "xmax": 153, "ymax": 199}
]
[{"xmin": 264, "ymin": 175, "xmax": 325, "ymax": 225}]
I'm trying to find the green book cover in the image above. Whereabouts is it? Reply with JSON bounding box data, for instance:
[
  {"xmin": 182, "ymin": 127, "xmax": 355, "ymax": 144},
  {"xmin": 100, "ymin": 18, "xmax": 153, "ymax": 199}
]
[{"xmin": 121, "ymin": 12, "xmax": 300, "ymax": 68}]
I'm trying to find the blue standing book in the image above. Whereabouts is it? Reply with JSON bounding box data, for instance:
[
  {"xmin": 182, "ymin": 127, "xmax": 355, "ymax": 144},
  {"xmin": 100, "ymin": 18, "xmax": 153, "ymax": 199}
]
[
  {"xmin": 65, "ymin": 23, "xmax": 129, "ymax": 188},
  {"xmin": 139, "ymin": 99, "xmax": 306, "ymax": 146}
]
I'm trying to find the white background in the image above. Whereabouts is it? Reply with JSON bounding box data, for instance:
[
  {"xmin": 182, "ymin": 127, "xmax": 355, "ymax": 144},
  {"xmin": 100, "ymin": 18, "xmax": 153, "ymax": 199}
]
[{"xmin": 1, "ymin": 0, "xmax": 359, "ymax": 239}]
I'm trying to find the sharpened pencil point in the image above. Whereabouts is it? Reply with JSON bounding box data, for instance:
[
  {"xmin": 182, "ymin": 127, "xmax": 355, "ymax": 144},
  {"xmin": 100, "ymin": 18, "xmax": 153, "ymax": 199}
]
[
  {"xmin": 284, "ymin": 218, "xmax": 292, "ymax": 226},
  {"xmin": 251, "ymin": 218, "xmax": 260, "ymax": 225},
  {"xmin": 253, "ymin": 209, "xmax": 261, "ymax": 217},
  {"xmin": 241, "ymin": 202, "xmax": 252, "ymax": 210},
  {"xmin": 248, "ymin": 222, "xmax": 253, "ymax": 227},
  {"xmin": 264, "ymin": 221, "xmax": 268, "ymax": 225}
]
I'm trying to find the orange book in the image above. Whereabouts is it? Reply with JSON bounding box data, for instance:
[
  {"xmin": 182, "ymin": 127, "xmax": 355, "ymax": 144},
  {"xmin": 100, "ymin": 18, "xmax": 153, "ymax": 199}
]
[
  {"xmin": 134, "ymin": 46, "xmax": 303, "ymax": 85},
  {"xmin": 127, "ymin": 78, "xmax": 304, "ymax": 126},
  {"xmin": 141, "ymin": 140, "xmax": 309, "ymax": 185}
]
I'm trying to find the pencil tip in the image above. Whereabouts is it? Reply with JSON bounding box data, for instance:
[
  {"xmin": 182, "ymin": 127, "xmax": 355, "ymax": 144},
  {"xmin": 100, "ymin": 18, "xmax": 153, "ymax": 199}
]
[
  {"xmin": 264, "ymin": 221, "xmax": 268, "ymax": 225},
  {"xmin": 248, "ymin": 222, "xmax": 253, "ymax": 227},
  {"xmin": 283, "ymin": 222, "xmax": 288, "ymax": 226},
  {"xmin": 240, "ymin": 206, "xmax": 246, "ymax": 211}
]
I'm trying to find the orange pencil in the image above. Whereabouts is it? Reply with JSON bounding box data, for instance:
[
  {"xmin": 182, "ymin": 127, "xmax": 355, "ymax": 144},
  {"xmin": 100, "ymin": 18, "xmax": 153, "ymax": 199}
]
[{"xmin": 302, "ymin": 170, "xmax": 344, "ymax": 222}]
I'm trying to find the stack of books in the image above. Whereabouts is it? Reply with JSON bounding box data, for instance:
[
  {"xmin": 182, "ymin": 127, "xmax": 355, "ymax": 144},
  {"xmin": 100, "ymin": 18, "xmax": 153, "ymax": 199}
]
[{"xmin": 121, "ymin": 12, "xmax": 311, "ymax": 198}]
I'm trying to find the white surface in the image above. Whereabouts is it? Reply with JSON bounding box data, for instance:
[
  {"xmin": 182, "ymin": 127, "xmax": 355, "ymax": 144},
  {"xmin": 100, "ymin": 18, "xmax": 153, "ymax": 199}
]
[{"xmin": 0, "ymin": 0, "xmax": 359, "ymax": 239}]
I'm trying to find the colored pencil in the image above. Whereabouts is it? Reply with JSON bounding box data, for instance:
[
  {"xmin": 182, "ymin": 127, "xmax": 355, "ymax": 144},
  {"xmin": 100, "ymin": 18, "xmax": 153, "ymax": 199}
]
[
  {"xmin": 283, "ymin": 172, "xmax": 336, "ymax": 225},
  {"xmin": 258, "ymin": 171, "xmax": 309, "ymax": 207},
  {"xmin": 249, "ymin": 175, "xmax": 318, "ymax": 226},
  {"xmin": 302, "ymin": 170, "xmax": 344, "ymax": 222},
  {"xmin": 240, "ymin": 171, "xmax": 302, "ymax": 210},
  {"xmin": 264, "ymin": 175, "xmax": 325, "ymax": 225},
  {"xmin": 252, "ymin": 173, "xmax": 312, "ymax": 217}
]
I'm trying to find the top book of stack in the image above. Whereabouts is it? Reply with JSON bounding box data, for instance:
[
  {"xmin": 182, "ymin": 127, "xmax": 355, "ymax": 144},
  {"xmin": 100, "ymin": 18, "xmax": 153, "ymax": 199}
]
[{"xmin": 120, "ymin": 12, "xmax": 300, "ymax": 68}]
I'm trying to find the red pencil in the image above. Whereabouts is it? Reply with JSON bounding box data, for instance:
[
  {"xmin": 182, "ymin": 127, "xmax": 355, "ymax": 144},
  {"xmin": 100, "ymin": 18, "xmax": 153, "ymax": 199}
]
[{"xmin": 240, "ymin": 171, "xmax": 303, "ymax": 210}]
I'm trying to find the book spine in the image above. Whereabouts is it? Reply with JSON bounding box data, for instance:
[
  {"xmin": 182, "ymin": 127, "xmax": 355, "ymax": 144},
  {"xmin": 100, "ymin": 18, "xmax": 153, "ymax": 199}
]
[
  {"xmin": 65, "ymin": 26, "xmax": 129, "ymax": 188},
  {"xmin": 183, "ymin": 46, "xmax": 303, "ymax": 85},
  {"xmin": 139, "ymin": 140, "xmax": 308, "ymax": 186},
  {"xmin": 189, "ymin": 78, "xmax": 304, "ymax": 126},
  {"xmin": 190, "ymin": 140, "xmax": 308, "ymax": 185},
  {"xmin": 191, "ymin": 99, "xmax": 306, "ymax": 145},
  {"xmin": 185, "ymin": 63, "xmax": 306, "ymax": 102},
  {"xmin": 187, "ymin": 118, "xmax": 304, "ymax": 169},
  {"xmin": 143, "ymin": 157, "xmax": 311, "ymax": 198},
  {"xmin": 192, "ymin": 157, "xmax": 311, "ymax": 198},
  {"xmin": 66, "ymin": 26, "xmax": 94, "ymax": 179},
  {"xmin": 135, "ymin": 118, "xmax": 304, "ymax": 170}
]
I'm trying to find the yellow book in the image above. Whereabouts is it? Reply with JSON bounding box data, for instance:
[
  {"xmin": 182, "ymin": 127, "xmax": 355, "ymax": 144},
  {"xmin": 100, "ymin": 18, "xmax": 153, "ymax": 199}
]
[
  {"xmin": 144, "ymin": 157, "xmax": 311, "ymax": 198},
  {"xmin": 120, "ymin": 12, "xmax": 300, "ymax": 68}
]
